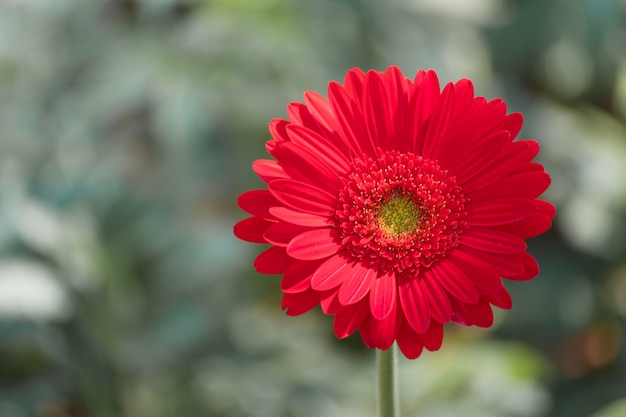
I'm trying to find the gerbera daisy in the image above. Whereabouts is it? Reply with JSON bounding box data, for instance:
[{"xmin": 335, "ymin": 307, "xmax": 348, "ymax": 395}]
[{"xmin": 234, "ymin": 66, "xmax": 554, "ymax": 359}]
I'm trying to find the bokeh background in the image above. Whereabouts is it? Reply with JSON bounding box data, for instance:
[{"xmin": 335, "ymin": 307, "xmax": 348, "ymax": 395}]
[{"xmin": 1, "ymin": 0, "xmax": 626, "ymax": 416}]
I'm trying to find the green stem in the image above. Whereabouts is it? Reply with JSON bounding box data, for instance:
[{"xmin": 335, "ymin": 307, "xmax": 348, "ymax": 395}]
[{"xmin": 377, "ymin": 344, "xmax": 399, "ymax": 417}]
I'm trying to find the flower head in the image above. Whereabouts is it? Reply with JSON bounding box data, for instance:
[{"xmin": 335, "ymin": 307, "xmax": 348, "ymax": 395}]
[{"xmin": 234, "ymin": 66, "xmax": 554, "ymax": 359}]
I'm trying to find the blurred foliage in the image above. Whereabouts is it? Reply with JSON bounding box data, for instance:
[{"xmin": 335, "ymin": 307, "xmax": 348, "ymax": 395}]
[{"xmin": 0, "ymin": 0, "xmax": 625, "ymax": 416}]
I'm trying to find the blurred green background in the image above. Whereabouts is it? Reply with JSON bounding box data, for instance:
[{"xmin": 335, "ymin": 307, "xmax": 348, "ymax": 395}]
[{"xmin": 1, "ymin": 0, "xmax": 625, "ymax": 416}]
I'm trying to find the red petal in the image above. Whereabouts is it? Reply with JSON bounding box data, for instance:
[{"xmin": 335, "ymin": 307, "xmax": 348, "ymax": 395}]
[
  {"xmin": 454, "ymin": 299, "xmax": 494, "ymax": 328},
  {"xmin": 252, "ymin": 159, "xmax": 287, "ymax": 183},
  {"xmin": 399, "ymin": 275, "xmax": 431, "ymax": 333},
  {"xmin": 449, "ymin": 130, "xmax": 511, "ymax": 184},
  {"xmin": 421, "ymin": 82, "xmax": 457, "ymax": 160},
  {"xmin": 421, "ymin": 270, "xmax": 452, "ymax": 323},
  {"xmin": 370, "ymin": 271, "xmax": 397, "ymax": 320},
  {"xmin": 458, "ymin": 246, "xmax": 525, "ymax": 277},
  {"xmin": 287, "ymin": 228, "xmax": 342, "ymax": 260},
  {"xmin": 269, "ymin": 179, "xmax": 336, "ymax": 215},
  {"xmin": 237, "ymin": 189, "xmax": 279, "ymax": 219},
  {"xmin": 320, "ymin": 288, "xmax": 342, "ymax": 314},
  {"xmin": 286, "ymin": 124, "xmax": 351, "ymax": 175},
  {"xmin": 337, "ymin": 262, "xmax": 377, "ymax": 305},
  {"xmin": 408, "ymin": 70, "xmax": 441, "ymax": 155},
  {"xmin": 263, "ymin": 222, "xmax": 312, "ymax": 247},
  {"xmin": 422, "ymin": 321, "xmax": 444, "ymax": 351},
  {"xmin": 396, "ymin": 319, "xmax": 425, "ymax": 359},
  {"xmin": 234, "ymin": 217, "xmax": 274, "ymax": 243},
  {"xmin": 466, "ymin": 198, "xmax": 536, "ymax": 226},
  {"xmin": 271, "ymin": 142, "xmax": 342, "ymax": 193},
  {"xmin": 461, "ymin": 140, "xmax": 540, "ymax": 194},
  {"xmin": 495, "ymin": 213, "xmax": 553, "ymax": 239},
  {"xmin": 485, "ymin": 286, "xmax": 513, "ymax": 309},
  {"xmin": 468, "ymin": 170, "xmax": 551, "ymax": 201},
  {"xmin": 431, "ymin": 260, "xmax": 480, "ymax": 304},
  {"xmin": 254, "ymin": 246, "xmax": 294, "ymax": 274},
  {"xmin": 311, "ymin": 253, "xmax": 351, "ymax": 291},
  {"xmin": 282, "ymin": 288, "xmax": 320, "ymax": 316},
  {"xmin": 504, "ymin": 251, "xmax": 540, "ymax": 281},
  {"xmin": 369, "ymin": 301, "xmax": 399, "ymax": 350},
  {"xmin": 268, "ymin": 118, "xmax": 290, "ymax": 141},
  {"xmin": 269, "ymin": 206, "xmax": 331, "ymax": 227},
  {"xmin": 461, "ymin": 228, "xmax": 527, "ymax": 254},
  {"xmin": 280, "ymin": 260, "xmax": 321, "ymax": 293},
  {"xmin": 333, "ymin": 299, "xmax": 369, "ymax": 339},
  {"xmin": 328, "ymin": 81, "xmax": 370, "ymax": 156},
  {"xmin": 445, "ymin": 249, "xmax": 503, "ymax": 294},
  {"xmin": 363, "ymin": 70, "xmax": 393, "ymax": 153}
]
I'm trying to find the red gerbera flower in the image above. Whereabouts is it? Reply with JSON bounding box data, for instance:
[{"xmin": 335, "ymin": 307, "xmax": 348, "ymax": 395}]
[{"xmin": 234, "ymin": 66, "xmax": 554, "ymax": 359}]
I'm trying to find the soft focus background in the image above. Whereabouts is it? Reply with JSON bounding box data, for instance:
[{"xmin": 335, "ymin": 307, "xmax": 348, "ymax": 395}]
[{"xmin": 1, "ymin": 0, "xmax": 626, "ymax": 416}]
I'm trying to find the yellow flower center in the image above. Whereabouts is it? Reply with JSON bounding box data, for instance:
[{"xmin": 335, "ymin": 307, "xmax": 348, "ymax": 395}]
[{"xmin": 377, "ymin": 194, "xmax": 421, "ymax": 237}]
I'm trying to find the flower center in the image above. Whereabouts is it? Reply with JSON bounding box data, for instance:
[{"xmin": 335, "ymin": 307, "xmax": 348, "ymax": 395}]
[
  {"xmin": 377, "ymin": 193, "xmax": 421, "ymax": 237},
  {"xmin": 335, "ymin": 151, "xmax": 468, "ymax": 275}
]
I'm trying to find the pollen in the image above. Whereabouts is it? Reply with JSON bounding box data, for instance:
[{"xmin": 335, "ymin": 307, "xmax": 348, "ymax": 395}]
[
  {"xmin": 335, "ymin": 151, "xmax": 468, "ymax": 274},
  {"xmin": 377, "ymin": 194, "xmax": 421, "ymax": 237}
]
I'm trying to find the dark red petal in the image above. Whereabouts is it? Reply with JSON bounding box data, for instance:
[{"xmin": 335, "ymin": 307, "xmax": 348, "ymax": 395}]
[
  {"xmin": 254, "ymin": 246, "xmax": 294, "ymax": 274},
  {"xmin": 359, "ymin": 316, "xmax": 375, "ymax": 348},
  {"xmin": 287, "ymin": 228, "xmax": 343, "ymax": 260},
  {"xmin": 237, "ymin": 189, "xmax": 279, "ymax": 219},
  {"xmin": 370, "ymin": 271, "xmax": 397, "ymax": 320},
  {"xmin": 485, "ymin": 286, "xmax": 513, "ymax": 309},
  {"xmin": 282, "ymin": 288, "xmax": 320, "ymax": 316},
  {"xmin": 396, "ymin": 319, "xmax": 425, "ymax": 359},
  {"xmin": 280, "ymin": 260, "xmax": 322, "ymax": 293},
  {"xmin": 421, "ymin": 270, "xmax": 452, "ymax": 323},
  {"xmin": 271, "ymin": 142, "xmax": 342, "ymax": 193},
  {"xmin": 263, "ymin": 222, "xmax": 312, "ymax": 247},
  {"xmin": 431, "ymin": 260, "xmax": 480, "ymax": 304},
  {"xmin": 252, "ymin": 159, "xmax": 287, "ymax": 183},
  {"xmin": 422, "ymin": 321, "xmax": 444, "ymax": 351},
  {"xmin": 320, "ymin": 288, "xmax": 342, "ymax": 314},
  {"xmin": 458, "ymin": 246, "xmax": 525, "ymax": 277},
  {"xmin": 466, "ymin": 198, "xmax": 536, "ymax": 226},
  {"xmin": 333, "ymin": 299, "xmax": 369, "ymax": 339},
  {"xmin": 234, "ymin": 217, "xmax": 274, "ymax": 243},
  {"xmin": 429, "ymin": 97, "xmax": 490, "ymax": 169},
  {"xmin": 537, "ymin": 199, "xmax": 556, "ymax": 218},
  {"xmin": 269, "ymin": 206, "xmax": 332, "ymax": 227},
  {"xmin": 468, "ymin": 170, "xmax": 551, "ymax": 202},
  {"xmin": 399, "ymin": 275, "xmax": 431, "ymax": 333},
  {"xmin": 495, "ymin": 213, "xmax": 553, "ymax": 239},
  {"xmin": 454, "ymin": 299, "xmax": 494, "ymax": 328},
  {"xmin": 311, "ymin": 253, "xmax": 351, "ymax": 291},
  {"xmin": 504, "ymin": 251, "xmax": 540, "ymax": 281},
  {"xmin": 461, "ymin": 228, "xmax": 527, "ymax": 254},
  {"xmin": 445, "ymin": 249, "xmax": 503, "ymax": 294},
  {"xmin": 450, "ymin": 130, "xmax": 511, "ymax": 184},
  {"xmin": 269, "ymin": 179, "xmax": 336, "ymax": 215},
  {"xmin": 337, "ymin": 262, "xmax": 377, "ymax": 305},
  {"xmin": 369, "ymin": 301, "xmax": 399, "ymax": 350},
  {"xmin": 460, "ymin": 140, "xmax": 541, "ymax": 194}
]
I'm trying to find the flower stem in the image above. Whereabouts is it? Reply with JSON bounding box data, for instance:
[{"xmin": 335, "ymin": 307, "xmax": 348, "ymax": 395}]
[{"xmin": 377, "ymin": 344, "xmax": 399, "ymax": 417}]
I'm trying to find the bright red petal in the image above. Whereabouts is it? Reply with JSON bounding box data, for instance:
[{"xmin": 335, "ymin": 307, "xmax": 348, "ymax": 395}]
[{"xmin": 287, "ymin": 228, "xmax": 343, "ymax": 260}]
